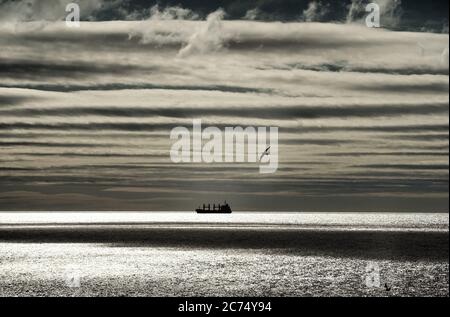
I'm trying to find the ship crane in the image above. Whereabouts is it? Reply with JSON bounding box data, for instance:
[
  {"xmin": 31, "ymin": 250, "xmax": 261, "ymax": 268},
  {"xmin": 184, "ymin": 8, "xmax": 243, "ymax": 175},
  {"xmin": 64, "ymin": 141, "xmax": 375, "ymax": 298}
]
[{"xmin": 196, "ymin": 201, "xmax": 232, "ymax": 214}]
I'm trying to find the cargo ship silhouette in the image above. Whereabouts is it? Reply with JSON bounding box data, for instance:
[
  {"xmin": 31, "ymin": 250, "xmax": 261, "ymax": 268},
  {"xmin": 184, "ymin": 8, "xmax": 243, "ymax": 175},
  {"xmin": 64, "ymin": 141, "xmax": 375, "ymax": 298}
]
[{"xmin": 196, "ymin": 202, "xmax": 232, "ymax": 214}]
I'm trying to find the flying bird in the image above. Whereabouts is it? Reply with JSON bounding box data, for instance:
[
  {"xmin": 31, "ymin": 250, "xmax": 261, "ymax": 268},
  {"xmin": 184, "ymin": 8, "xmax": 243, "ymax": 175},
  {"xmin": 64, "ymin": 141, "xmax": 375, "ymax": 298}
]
[{"xmin": 259, "ymin": 146, "xmax": 271, "ymax": 162}]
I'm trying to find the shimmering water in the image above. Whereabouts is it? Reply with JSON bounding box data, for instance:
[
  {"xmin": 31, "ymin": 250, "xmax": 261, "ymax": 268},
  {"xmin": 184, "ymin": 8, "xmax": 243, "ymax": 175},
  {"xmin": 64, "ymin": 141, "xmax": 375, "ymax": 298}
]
[
  {"xmin": 0, "ymin": 212, "xmax": 448, "ymax": 297},
  {"xmin": 0, "ymin": 212, "xmax": 448, "ymax": 229},
  {"xmin": 0, "ymin": 243, "xmax": 448, "ymax": 297}
]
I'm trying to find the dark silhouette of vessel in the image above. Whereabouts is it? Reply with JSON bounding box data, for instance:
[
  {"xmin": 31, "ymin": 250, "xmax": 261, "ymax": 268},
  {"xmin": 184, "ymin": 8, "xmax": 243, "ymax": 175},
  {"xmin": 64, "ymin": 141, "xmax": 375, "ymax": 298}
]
[{"xmin": 196, "ymin": 202, "xmax": 232, "ymax": 214}]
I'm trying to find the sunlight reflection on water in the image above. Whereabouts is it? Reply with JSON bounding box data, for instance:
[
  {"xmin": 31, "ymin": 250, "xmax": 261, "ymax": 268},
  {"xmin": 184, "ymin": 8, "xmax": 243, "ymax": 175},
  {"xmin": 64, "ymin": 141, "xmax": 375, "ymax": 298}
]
[
  {"xmin": 0, "ymin": 212, "xmax": 448, "ymax": 229},
  {"xmin": 0, "ymin": 243, "xmax": 448, "ymax": 297}
]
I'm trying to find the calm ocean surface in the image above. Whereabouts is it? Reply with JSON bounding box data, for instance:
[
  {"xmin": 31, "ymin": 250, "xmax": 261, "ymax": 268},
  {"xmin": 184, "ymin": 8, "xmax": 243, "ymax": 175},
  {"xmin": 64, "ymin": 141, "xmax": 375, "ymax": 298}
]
[
  {"xmin": 0, "ymin": 212, "xmax": 448, "ymax": 297},
  {"xmin": 0, "ymin": 212, "xmax": 448, "ymax": 229}
]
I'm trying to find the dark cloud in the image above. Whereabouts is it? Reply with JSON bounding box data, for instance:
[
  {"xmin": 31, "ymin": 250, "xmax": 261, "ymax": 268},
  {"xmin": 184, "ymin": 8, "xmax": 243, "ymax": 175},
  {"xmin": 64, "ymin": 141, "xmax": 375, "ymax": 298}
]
[
  {"xmin": 0, "ymin": 83, "xmax": 272, "ymax": 94},
  {"xmin": 312, "ymin": 124, "xmax": 449, "ymax": 133},
  {"xmin": 0, "ymin": 122, "xmax": 175, "ymax": 131},
  {"xmin": 392, "ymin": 134, "xmax": 449, "ymax": 141},
  {"xmin": 321, "ymin": 151, "xmax": 449, "ymax": 157},
  {"xmin": 1, "ymin": 123, "xmax": 448, "ymax": 134},
  {"xmin": 0, "ymin": 94, "xmax": 32, "ymax": 106},
  {"xmin": 282, "ymin": 62, "xmax": 449, "ymax": 76},
  {"xmin": 0, "ymin": 58, "xmax": 159, "ymax": 79},
  {"xmin": 355, "ymin": 164, "xmax": 450, "ymax": 170},
  {"xmin": 0, "ymin": 141, "xmax": 116, "ymax": 148},
  {"xmin": 5, "ymin": 152, "xmax": 167, "ymax": 158},
  {"xmin": 227, "ymin": 37, "xmax": 381, "ymax": 51},
  {"xmin": 1, "ymin": 103, "xmax": 447, "ymax": 119},
  {"xmin": 1, "ymin": 0, "xmax": 448, "ymax": 32},
  {"xmin": 100, "ymin": 0, "xmax": 449, "ymax": 32},
  {"xmin": 355, "ymin": 82, "xmax": 449, "ymax": 94},
  {"xmin": 1, "ymin": 173, "xmax": 447, "ymax": 195},
  {"xmin": 0, "ymin": 2, "xmax": 448, "ymax": 212},
  {"xmin": 0, "ymin": 167, "xmax": 35, "ymax": 171},
  {"xmin": 281, "ymin": 138, "xmax": 356, "ymax": 146}
]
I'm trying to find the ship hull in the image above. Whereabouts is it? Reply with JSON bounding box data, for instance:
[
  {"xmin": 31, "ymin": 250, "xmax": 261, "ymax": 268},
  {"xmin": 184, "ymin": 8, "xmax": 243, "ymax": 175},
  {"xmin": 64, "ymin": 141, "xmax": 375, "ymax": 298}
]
[{"xmin": 196, "ymin": 210, "xmax": 232, "ymax": 214}]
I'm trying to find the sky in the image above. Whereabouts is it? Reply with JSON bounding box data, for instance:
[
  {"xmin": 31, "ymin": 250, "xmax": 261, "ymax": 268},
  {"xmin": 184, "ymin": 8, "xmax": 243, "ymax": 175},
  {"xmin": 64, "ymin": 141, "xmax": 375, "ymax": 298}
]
[{"xmin": 0, "ymin": 0, "xmax": 448, "ymax": 211}]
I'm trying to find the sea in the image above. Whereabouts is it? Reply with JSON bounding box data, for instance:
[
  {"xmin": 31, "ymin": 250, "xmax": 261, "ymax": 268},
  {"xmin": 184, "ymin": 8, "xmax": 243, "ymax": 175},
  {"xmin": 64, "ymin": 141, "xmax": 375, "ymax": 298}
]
[{"xmin": 0, "ymin": 212, "xmax": 448, "ymax": 297}]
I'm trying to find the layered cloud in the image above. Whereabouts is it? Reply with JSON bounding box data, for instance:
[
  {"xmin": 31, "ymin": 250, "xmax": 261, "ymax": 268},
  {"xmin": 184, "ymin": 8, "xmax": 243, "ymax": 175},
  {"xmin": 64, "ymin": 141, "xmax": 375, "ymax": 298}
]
[
  {"xmin": 0, "ymin": 11, "xmax": 448, "ymax": 211},
  {"xmin": 0, "ymin": 0, "xmax": 448, "ymax": 32},
  {"xmin": 0, "ymin": 0, "xmax": 103, "ymax": 22}
]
